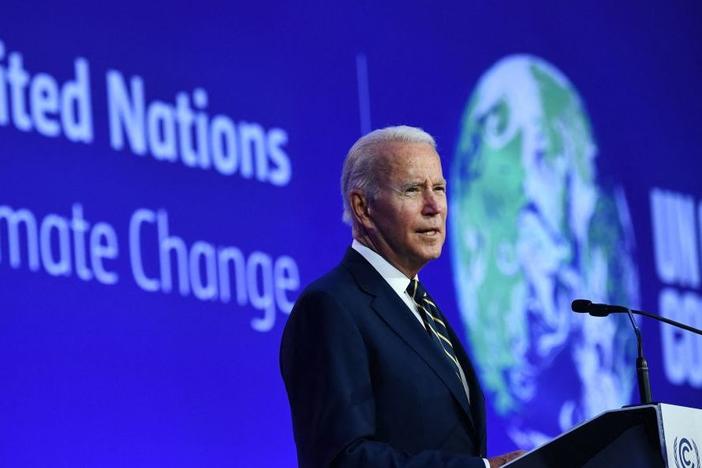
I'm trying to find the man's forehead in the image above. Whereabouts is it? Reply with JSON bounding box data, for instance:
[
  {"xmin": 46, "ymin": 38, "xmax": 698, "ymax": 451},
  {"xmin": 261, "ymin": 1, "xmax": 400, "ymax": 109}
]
[
  {"xmin": 378, "ymin": 142, "xmax": 443, "ymax": 177},
  {"xmin": 380, "ymin": 140, "xmax": 437, "ymax": 157}
]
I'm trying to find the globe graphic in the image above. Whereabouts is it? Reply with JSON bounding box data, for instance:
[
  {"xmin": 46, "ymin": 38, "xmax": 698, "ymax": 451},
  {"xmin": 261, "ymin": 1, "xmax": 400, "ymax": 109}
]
[{"xmin": 449, "ymin": 55, "xmax": 641, "ymax": 448}]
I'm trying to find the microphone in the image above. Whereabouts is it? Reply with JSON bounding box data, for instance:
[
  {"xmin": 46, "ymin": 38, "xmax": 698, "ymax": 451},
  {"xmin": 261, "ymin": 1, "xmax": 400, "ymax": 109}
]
[
  {"xmin": 571, "ymin": 299, "xmax": 702, "ymax": 404},
  {"xmin": 571, "ymin": 299, "xmax": 627, "ymax": 316},
  {"xmin": 572, "ymin": 298, "xmax": 702, "ymax": 404},
  {"xmin": 571, "ymin": 299, "xmax": 702, "ymax": 335},
  {"xmin": 571, "ymin": 299, "xmax": 652, "ymax": 404}
]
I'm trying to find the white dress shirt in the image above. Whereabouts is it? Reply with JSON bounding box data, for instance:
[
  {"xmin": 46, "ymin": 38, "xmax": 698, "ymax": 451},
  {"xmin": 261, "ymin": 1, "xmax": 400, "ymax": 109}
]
[{"xmin": 351, "ymin": 239, "xmax": 425, "ymax": 327}]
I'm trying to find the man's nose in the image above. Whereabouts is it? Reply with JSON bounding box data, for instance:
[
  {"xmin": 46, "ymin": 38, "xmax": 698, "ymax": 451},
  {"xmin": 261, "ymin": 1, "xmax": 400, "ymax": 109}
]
[{"xmin": 422, "ymin": 189, "xmax": 442, "ymax": 215}]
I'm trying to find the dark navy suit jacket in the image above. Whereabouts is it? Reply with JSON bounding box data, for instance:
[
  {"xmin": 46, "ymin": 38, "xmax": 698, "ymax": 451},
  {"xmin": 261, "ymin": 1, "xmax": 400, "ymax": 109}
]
[{"xmin": 280, "ymin": 248, "xmax": 487, "ymax": 468}]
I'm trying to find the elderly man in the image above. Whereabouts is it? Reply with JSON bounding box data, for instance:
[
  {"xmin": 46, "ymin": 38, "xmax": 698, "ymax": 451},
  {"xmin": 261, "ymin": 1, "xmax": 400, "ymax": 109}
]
[{"xmin": 280, "ymin": 126, "xmax": 523, "ymax": 467}]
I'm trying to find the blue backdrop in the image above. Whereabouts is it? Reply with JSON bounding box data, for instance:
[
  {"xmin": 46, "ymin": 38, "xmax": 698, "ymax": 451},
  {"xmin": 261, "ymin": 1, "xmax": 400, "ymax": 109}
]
[{"xmin": 1, "ymin": 1, "xmax": 701, "ymax": 466}]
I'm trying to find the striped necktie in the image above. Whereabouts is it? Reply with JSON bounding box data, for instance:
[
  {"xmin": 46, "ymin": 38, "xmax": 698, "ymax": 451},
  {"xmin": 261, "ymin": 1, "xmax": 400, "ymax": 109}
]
[{"xmin": 407, "ymin": 279, "xmax": 470, "ymax": 402}]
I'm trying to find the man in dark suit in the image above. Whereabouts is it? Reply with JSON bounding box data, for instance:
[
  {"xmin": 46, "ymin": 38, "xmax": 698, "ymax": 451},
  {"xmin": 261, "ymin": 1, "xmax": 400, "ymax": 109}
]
[{"xmin": 280, "ymin": 126, "xmax": 524, "ymax": 467}]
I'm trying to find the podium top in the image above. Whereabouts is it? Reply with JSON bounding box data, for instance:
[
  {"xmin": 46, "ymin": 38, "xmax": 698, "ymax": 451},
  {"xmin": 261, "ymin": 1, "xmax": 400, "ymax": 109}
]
[{"xmin": 505, "ymin": 403, "xmax": 702, "ymax": 468}]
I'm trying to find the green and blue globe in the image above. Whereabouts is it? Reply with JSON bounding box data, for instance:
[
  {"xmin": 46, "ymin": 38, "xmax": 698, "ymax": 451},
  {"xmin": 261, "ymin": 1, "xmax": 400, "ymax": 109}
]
[{"xmin": 450, "ymin": 55, "xmax": 640, "ymax": 447}]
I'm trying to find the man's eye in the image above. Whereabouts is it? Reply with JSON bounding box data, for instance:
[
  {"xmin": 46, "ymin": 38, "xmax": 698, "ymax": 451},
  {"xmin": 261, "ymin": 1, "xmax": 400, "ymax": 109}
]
[
  {"xmin": 405, "ymin": 187, "xmax": 420, "ymax": 194},
  {"xmin": 434, "ymin": 185, "xmax": 446, "ymax": 193}
]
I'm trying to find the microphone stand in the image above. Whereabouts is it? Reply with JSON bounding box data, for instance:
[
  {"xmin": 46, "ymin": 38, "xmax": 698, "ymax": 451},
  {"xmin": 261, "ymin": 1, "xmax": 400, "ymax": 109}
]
[{"xmin": 624, "ymin": 308, "xmax": 652, "ymax": 404}]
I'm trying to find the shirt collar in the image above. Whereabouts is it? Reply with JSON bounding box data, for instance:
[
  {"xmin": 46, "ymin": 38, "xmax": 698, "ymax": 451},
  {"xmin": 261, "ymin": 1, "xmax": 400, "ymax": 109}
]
[{"xmin": 351, "ymin": 239, "xmax": 417, "ymax": 296}]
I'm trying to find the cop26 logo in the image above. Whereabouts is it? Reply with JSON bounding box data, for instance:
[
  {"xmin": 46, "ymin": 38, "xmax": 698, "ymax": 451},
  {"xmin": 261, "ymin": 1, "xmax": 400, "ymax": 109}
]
[
  {"xmin": 675, "ymin": 437, "xmax": 701, "ymax": 468},
  {"xmin": 450, "ymin": 55, "xmax": 640, "ymax": 448}
]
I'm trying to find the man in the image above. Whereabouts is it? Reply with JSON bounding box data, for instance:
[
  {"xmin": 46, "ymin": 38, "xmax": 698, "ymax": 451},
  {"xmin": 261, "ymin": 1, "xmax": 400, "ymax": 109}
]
[{"xmin": 280, "ymin": 126, "xmax": 524, "ymax": 467}]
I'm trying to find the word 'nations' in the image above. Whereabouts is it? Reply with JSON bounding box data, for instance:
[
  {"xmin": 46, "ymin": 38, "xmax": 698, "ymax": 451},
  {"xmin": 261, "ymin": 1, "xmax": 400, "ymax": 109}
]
[
  {"xmin": 0, "ymin": 203, "xmax": 299, "ymax": 332},
  {"xmin": 0, "ymin": 39, "xmax": 291, "ymax": 187}
]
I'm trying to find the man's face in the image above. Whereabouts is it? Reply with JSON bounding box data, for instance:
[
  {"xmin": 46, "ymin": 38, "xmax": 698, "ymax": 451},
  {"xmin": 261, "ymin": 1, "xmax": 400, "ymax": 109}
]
[{"xmin": 367, "ymin": 141, "xmax": 447, "ymax": 277}]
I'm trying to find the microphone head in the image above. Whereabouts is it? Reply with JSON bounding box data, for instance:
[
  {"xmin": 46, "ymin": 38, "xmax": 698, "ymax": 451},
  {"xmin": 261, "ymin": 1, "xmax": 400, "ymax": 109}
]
[{"xmin": 572, "ymin": 299, "xmax": 592, "ymax": 313}]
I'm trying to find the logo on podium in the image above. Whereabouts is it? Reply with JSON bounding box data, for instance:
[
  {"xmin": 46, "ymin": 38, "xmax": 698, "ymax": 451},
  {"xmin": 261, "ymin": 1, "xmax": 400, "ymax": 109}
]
[{"xmin": 674, "ymin": 437, "xmax": 700, "ymax": 468}]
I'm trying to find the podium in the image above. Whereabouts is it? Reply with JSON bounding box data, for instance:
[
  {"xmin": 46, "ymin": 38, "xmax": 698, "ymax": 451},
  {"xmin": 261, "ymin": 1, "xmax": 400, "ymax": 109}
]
[{"xmin": 505, "ymin": 404, "xmax": 702, "ymax": 467}]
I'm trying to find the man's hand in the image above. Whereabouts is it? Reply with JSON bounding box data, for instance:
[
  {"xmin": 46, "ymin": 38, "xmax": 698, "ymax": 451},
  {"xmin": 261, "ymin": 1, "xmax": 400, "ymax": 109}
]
[{"xmin": 488, "ymin": 450, "xmax": 527, "ymax": 467}]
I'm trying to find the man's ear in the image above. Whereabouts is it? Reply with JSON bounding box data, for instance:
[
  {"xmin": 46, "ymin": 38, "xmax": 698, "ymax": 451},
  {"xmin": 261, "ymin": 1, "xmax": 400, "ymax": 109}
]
[{"xmin": 350, "ymin": 191, "xmax": 374, "ymax": 229}]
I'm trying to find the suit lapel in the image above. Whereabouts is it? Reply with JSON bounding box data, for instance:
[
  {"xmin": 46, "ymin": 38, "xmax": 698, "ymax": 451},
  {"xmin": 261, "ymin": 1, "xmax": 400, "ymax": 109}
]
[
  {"xmin": 446, "ymin": 318, "xmax": 486, "ymax": 453},
  {"xmin": 341, "ymin": 249, "xmax": 473, "ymax": 423}
]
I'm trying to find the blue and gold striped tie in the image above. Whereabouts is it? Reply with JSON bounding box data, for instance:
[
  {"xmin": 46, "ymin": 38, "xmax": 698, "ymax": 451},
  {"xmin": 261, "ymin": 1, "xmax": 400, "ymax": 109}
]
[{"xmin": 407, "ymin": 279, "xmax": 467, "ymax": 396}]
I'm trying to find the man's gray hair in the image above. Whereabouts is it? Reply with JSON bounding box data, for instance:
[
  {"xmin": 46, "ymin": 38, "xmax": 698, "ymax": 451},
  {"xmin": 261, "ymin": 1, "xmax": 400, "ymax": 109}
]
[{"xmin": 340, "ymin": 125, "xmax": 436, "ymax": 225}]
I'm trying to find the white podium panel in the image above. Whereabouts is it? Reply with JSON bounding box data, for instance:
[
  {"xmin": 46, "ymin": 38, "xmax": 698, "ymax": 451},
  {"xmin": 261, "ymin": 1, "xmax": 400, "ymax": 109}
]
[{"xmin": 659, "ymin": 404, "xmax": 702, "ymax": 468}]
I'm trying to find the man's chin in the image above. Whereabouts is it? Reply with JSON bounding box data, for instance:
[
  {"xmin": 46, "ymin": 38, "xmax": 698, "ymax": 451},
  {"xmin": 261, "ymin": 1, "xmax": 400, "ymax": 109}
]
[{"xmin": 417, "ymin": 245, "xmax": 444, "ymax": 263}]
